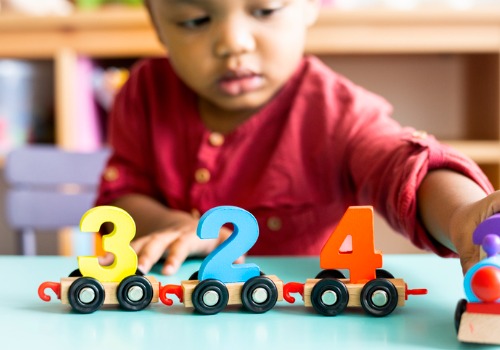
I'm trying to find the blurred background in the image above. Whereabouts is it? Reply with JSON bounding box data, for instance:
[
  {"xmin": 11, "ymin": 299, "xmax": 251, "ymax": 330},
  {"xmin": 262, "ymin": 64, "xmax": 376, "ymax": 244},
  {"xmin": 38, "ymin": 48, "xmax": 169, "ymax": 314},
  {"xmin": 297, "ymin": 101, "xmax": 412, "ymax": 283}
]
[{"xmin": 1, "ymin": 0, "xmax": 500, "ymax": 256}]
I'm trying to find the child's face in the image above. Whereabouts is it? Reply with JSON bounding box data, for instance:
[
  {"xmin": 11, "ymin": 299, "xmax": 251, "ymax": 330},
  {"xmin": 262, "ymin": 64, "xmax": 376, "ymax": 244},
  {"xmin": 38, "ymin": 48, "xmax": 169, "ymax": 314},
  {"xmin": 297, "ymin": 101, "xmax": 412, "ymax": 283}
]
[{"xmin": 147, "ymin": 0, "xmax": 319, "ymax": 114}]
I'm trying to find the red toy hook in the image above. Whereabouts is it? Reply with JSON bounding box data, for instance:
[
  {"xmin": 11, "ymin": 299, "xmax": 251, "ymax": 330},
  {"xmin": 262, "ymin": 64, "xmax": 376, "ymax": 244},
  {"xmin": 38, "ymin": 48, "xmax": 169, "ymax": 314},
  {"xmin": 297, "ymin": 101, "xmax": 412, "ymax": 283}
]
[
  {"xmin": 405, "ymin": 284, "xmax": 428, "ymax": 300},
  {"xmin": 38, "ymin": 282, "xmax": 61, "ymax": 302},
  {"xmin": 283, "ymin": 282, "xmax": 305, "ymax": 303},
  {"xmin": 159, "ymin": 284, "xmax": 184, "ymax": 306}
]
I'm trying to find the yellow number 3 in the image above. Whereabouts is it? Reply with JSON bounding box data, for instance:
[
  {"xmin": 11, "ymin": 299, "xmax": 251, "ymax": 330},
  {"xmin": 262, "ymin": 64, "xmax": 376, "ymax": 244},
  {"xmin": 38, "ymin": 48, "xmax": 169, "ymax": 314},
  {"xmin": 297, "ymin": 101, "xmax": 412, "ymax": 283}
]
[{"xmin": 78, "ymin": 206, "xmax": 138, "ymax": 282}]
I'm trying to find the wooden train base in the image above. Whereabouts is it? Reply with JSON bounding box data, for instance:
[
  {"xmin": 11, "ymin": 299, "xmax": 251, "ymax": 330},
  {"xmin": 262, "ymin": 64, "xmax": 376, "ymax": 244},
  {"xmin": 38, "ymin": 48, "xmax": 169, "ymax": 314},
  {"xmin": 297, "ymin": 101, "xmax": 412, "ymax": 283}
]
[
  {"xmin": 162, "ymin": 275, "xmax": 284, "ymax": 315},
  {"xmin": 456, "ymin": 301, "xmax": 500, "ymax": 344},
  {"xmin": 39, "ymin": 274, "xmax": 160, "ymax": 313},
  {"xmin": 284, "ymin": 276, "xmax": 426, "ymax": 317}
]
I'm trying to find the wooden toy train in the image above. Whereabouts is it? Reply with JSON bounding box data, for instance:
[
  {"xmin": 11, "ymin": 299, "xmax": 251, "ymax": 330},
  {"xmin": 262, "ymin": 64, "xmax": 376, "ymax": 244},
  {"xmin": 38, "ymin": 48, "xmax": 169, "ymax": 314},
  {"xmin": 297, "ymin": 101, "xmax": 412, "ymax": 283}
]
[
  {"xmin": 38, "ymin": 205, "xmax": 427, "ymax": 316},
  {"xmin": 455, "ymin": 213, "xmax": 500, "ymax": 345}
]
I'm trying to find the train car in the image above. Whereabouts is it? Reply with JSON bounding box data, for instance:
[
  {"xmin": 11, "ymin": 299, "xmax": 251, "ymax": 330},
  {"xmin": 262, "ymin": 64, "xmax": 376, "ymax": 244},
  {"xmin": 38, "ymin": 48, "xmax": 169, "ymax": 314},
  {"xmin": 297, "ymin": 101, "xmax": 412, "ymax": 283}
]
[
  {"xmin": 38, "ymin": 206, "xmax": 162, "ymax": 313},
  {"xmin": 455, "ymin": 214, "xmax": 500, "ymax": 344},
  {"xmin": 282, "ymin": 206, "xmax": 427, "ymax": 316},
  {"xmin": 160, "ymin": 206, "xmax": 285, "ymax": 315}
]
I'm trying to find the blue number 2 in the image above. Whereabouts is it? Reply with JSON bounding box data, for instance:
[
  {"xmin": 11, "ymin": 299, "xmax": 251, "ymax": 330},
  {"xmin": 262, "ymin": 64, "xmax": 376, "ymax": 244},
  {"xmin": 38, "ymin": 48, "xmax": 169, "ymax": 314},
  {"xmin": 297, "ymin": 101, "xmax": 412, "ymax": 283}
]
[{"xmin": 198, "ymin": 206, "xmax": 260, "ymax": 283}]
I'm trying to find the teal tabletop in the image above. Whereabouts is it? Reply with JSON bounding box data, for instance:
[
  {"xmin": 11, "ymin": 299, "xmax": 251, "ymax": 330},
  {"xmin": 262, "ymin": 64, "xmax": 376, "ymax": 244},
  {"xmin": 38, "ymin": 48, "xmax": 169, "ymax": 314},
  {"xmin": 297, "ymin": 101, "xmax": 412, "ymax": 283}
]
[{"xmin": 0, "ymin": 255, "xmax": 496, "ymax": 350}]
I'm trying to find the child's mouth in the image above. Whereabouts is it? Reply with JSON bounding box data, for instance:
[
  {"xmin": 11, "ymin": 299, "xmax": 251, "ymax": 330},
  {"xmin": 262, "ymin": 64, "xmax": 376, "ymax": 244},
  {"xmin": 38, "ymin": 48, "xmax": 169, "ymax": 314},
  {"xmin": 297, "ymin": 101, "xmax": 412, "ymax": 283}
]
[{"xmin": 218, "ymin": 71, "xmax": 264, "ymax": 96}]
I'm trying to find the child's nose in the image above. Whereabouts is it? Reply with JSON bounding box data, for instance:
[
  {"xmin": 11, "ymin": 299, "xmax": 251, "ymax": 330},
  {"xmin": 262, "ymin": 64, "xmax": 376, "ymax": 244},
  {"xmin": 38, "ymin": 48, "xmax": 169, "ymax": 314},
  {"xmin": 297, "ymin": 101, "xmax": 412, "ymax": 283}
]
[{"xmin": 213, "ymin": 19, "xmax": 256, "ymax": 58}]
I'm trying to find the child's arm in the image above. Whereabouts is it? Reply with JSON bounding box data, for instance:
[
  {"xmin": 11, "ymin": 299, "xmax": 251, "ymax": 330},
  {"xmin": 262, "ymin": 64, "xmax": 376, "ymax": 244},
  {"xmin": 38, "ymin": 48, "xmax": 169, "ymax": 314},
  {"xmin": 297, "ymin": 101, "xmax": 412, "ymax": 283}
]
[
  {"xmin": 417, "ymin": 169, "xmax": 500, "ymax": 273},
  {"xmin": 109, "ymin": 193, "xmax": 240, "ymax": 275}
]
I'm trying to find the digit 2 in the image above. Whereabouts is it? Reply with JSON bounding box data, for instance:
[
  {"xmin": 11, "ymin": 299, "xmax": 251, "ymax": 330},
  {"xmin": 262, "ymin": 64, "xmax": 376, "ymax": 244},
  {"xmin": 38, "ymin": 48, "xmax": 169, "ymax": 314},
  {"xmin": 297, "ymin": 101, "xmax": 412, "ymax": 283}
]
[{"xmin": 197, "ymin": 206, "xmax": 260, "ymax": 283}]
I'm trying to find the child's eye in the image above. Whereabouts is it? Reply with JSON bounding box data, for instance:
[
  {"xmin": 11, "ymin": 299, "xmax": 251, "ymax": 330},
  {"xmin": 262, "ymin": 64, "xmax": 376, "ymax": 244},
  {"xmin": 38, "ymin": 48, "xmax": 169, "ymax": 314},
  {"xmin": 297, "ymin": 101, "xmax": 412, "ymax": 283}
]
[
  {"xmin": 253, "ymin": 7, "xmax": 281, "ymax": 18},
  {"xmin": 178, "ymin": 16, "xmax": 210, "ymax": 29}
]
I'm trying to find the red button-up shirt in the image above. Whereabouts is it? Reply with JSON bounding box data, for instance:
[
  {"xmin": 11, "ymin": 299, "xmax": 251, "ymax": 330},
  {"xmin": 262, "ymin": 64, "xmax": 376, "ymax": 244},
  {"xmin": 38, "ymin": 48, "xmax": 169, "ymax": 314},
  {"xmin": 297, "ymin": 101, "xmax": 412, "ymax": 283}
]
[{"xmin": 96, "ymin": 56, "xmax": 493, "ymax": 257}]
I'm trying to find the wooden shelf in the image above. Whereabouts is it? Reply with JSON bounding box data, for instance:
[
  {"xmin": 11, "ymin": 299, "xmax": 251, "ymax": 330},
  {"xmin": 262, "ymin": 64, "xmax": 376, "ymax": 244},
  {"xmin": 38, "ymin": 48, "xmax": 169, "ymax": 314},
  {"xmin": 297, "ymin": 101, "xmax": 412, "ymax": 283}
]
[
  {"xmin": 445, "ymin": 140, "xmax": 500, "ymax": 163},
  {"xmin": 3, "ymin": 7, "xmax": 500, "ymax": 58},
  {"xmin": 310, "ymin": 8, "xmax": 500, "ymax": 54},
  {"xmin": 0, "ymin": 8, "xmax": 162, "ymax": 58}
]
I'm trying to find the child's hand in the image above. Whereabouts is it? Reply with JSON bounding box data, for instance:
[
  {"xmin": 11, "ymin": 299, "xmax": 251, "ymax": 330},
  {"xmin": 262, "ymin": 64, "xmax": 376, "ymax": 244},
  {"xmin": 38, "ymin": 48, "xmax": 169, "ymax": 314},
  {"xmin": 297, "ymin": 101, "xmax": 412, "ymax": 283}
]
[
  {"xmin": 130, "ymin": 210, "xmax": 242, "ymax": 275},
  {"xmin": 448, "ymin": 191, "xmax": 500, "ymax": 274}
]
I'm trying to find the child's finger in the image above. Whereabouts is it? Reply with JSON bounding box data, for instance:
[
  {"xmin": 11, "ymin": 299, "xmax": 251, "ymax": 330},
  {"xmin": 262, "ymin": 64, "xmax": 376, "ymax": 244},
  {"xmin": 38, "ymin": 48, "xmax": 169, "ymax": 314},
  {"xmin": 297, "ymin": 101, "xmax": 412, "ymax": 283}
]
[
  {"xmin": 98, "ymin": 252, "xmax": 114, "ymax": 266},
  {"xmin": 136, "ymin": 233, "xmax": 179, "ymax": 273},
  {"xmin": 162, "ymin": 236, "xmax": 193, "ymax": 275},
  {"xmin": 130, "ymin": 236, "xmax": 147, "ymax": 255},
  {"xmin": 234, "ymin": 255, "xmax": 245, "ymax": 264}
]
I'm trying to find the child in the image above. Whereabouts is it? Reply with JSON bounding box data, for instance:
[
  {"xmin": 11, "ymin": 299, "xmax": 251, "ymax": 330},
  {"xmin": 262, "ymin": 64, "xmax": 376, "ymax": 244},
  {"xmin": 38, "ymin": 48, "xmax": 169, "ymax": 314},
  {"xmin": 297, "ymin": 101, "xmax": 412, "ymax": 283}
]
[{"xmin": 96, "ymin": 0, "xmax": 498, "ymax": 276}]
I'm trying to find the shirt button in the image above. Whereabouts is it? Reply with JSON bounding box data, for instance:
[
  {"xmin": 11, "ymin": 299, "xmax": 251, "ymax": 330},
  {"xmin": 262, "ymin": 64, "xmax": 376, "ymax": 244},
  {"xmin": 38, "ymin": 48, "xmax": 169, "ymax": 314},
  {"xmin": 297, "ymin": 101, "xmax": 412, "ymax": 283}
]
[
  {"xmin": 209, "ymin": 132, "xmax": 225, "ymax": 147},
  {"xmin": 412, "ymin": 130, "xmax": 428, "ymax": 139},
  {"xmin": 267, "ymin": 216, "xmax": 282, "ymax": 231},
  {"xmin": 103, "ymin": 166, "xmax": 119, "ymax": 182},
  {"xmin": 194, "ymin": 168, "xmax": 211, "ymax": 183}
]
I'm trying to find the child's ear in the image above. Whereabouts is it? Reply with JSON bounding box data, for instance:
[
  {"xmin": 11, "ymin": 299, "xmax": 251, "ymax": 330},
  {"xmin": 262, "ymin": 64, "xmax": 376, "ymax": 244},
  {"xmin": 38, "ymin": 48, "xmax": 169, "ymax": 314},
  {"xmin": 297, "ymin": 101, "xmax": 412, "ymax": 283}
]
[{"xmin": 305, "ymin": 0, "xmax": 321, "ymax": 27}]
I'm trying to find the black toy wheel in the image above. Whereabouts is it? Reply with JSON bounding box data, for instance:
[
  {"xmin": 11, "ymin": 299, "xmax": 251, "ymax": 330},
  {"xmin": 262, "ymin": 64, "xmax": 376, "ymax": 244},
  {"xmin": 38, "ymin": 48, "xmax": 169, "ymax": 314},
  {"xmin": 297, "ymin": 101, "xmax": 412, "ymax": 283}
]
[
  {"xmin": 454, "ymin": 299, "xmax": 468, "ymax": 333},
  {"xmin": 189, "ymin": 270, "xmax": 199, "ymax": 281},
  {"xmin": 68, "ymin": 277, "xmax": 105, "ymax": 314},
  {"xmin": 68, "ymin": 269, "xmax": 82, "ymax": 277},
  {"xmin": 311, "ymin": 278, "xmax": 349, "ymax": 316},
  {"xmin": 69, "ymin": 268, "xmax": 142, "ymax": 277},
  {"xmin": 192, "ymin": 279, "xmax": 229, "ymax": 315},
  {"xmin": 360, "ymin": 279, "xmax": 398, "ymax": 317},
  {"xmin": 315, "ymin": 269, "xmax": 346, "ymax": 279},
  {"xmin": 376, "ymin": 269, "xmax": 395, "ymax": 279},
  {"xmin": 117, "ymin": 275, "xmax": 154, "ymax": 311},
  {"xmin": 241, "ymin": 276, "xmax": 278, "ymax": 313}
]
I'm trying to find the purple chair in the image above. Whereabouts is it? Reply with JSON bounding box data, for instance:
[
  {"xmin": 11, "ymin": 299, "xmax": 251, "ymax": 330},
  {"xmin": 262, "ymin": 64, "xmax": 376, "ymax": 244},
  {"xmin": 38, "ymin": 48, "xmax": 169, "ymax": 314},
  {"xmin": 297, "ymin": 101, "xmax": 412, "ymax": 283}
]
[{"xmin": 4, "ymin": 145, "xmax": 110, "ymax": 255}]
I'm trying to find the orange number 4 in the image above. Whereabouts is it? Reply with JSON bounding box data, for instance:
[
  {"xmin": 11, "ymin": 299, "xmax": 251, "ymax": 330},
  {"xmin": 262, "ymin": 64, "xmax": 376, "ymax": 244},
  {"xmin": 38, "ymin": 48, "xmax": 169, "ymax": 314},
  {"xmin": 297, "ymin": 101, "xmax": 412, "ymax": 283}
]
[{"xmin": 320, "ymin": 206, "xmax": 382, "ymax": 284}]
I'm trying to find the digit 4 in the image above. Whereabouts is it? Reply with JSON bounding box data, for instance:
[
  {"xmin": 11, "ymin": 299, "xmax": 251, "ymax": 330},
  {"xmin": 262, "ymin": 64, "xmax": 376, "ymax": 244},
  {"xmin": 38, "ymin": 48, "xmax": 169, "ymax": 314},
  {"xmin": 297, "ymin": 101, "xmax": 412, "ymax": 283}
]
[{"xmin": 320, "ymin": 206, "xmax": 382, "ymax": 284}]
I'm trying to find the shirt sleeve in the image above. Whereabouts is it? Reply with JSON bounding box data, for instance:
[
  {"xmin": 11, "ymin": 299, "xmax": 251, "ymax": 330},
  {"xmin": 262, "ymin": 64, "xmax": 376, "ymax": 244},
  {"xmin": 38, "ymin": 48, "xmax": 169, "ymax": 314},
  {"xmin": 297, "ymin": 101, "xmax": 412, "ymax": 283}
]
[
  {"xmin": 343, "ymin": 85, "xmax": 494, "ymax": 257},
  {"xmin": 95, "ymin": 61, "xmax": 158, "ymax": 206}
]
